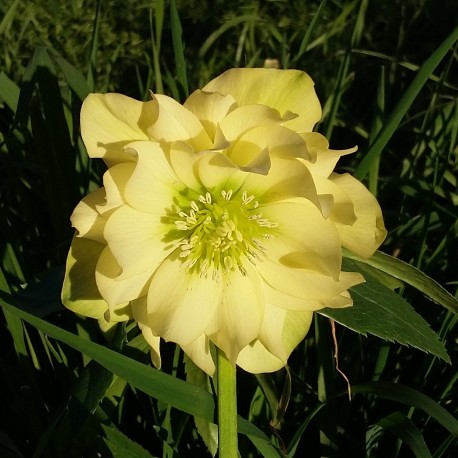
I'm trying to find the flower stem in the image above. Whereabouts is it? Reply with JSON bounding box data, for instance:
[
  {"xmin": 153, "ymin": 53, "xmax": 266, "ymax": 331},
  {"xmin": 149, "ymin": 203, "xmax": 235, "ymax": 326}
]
[{"xmin": 217, "ymin": 347, "xmax": 238, "ymax": 457}]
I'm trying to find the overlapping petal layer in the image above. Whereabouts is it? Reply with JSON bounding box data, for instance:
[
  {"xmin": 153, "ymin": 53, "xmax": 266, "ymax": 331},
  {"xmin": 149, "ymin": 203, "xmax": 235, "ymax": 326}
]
[{"xmin": 62, "ymin": 68, "xmax": 386, "ymax": 375}]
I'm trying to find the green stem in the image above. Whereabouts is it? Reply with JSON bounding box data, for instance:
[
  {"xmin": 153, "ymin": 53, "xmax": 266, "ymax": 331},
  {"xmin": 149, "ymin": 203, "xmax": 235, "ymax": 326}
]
[{"xmin": 217, "ymin": 348, "xmax": 238, "ymax": 457}]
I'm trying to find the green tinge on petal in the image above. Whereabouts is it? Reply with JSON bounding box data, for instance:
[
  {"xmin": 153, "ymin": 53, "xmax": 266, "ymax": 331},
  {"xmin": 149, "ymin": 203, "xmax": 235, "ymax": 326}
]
[
  {"xmin": 329, "ymin": 173, "xmax": 387, "ymax": 258},
  {"xmin": 207, "ymin": 262, "xmax": 264, "ymax": 363},
  {"xmin": 145, "ymin": 254, "xmax": 222, "ymax": 346},
  {"xmin": 147, "ymin": 94, "xmax": 213, "ymax": 151},
  {"xmin": 202, "ymin": 68, "xmax": 322, "ymax": 133},
  {"xmin": 81, "ymin": 93, "xmax": 158, "ymax": 166},
  {"xmin": 123, "ymin": 141, "xmax": 180, "ymax": 214},
  {"xmin": 131, "ymin": 296, "xmax": 162, "ymax": 369},
  {"xmin": 61, "ymin": 236, "xmax": 109, "ymax": 319},
  {"xmin": 169, "ymin": 142, "xmax": 204, "ymax": 192},
  {"xmin": 71, "ymin": 188, "xmax": 107, "ymax": 243},
  {"xmin": 181, "ymin": 334, "xmax": 216, "ymax": 376},
  {"xmin": 183, "ymin": 89, "xmax": 237, "ymax": 142}
]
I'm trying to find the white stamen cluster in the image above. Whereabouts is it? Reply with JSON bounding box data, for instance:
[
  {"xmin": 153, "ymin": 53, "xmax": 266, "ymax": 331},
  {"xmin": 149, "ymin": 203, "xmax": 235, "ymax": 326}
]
[{"xmin": 173, "ymin": 189, "xmax": 277, "ymax": 276}]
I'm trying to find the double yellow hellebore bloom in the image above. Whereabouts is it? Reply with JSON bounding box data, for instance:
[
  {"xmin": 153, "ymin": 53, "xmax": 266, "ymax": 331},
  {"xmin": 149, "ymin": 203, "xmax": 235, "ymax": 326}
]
[{"xmin": 62, "ymin": 68, "xmax": 386, "ymax": 375}]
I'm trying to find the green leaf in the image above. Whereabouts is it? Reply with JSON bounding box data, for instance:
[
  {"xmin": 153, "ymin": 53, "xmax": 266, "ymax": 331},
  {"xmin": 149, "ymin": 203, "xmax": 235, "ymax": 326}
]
[
  {"xmin": 102, "ymin": 424, "xmax": 154, "ymax": 458},
  {"xmin": 376, "ymin": 412, "xmax": 432, "ymax": 458},
  {"xmin": 0, "ymin": 301, "xmax": 282, "ymax": 458},
  {"xmin": 319, "ymin": 259, "xmax": 450, "ymax": 363},
  {"xmin": 352, "ymin": 382, "xmax": 458, "ymax": 436},
  {"xmin": 344, "ymin": 249, "xmax": 458, "ymax": 315}
]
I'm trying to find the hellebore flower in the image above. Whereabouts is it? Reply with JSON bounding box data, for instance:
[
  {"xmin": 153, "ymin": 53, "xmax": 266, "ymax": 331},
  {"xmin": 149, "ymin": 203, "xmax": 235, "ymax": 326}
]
[{"xmin": 62, "ymin": 68, "xmax": 386, "ymax": 375}]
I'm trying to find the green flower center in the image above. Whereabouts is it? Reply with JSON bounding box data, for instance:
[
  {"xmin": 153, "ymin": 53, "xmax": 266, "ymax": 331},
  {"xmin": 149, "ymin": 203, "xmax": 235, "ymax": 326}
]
[{"xmin": 173, "ymin": 189, "xmax": 277, "ymax": 276}]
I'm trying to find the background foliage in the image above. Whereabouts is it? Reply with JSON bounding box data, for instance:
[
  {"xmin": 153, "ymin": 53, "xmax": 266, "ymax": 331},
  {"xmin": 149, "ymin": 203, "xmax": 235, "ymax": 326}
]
[{"xmin": 1, "ymin": 0, "xmax": 457, "ymax": 457}]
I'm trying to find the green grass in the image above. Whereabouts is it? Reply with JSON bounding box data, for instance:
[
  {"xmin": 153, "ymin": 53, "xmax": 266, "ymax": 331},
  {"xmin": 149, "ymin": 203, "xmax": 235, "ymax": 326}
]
[{"xmin": 1, "ymin": 0, "xmax": 458, "ymax": 456}]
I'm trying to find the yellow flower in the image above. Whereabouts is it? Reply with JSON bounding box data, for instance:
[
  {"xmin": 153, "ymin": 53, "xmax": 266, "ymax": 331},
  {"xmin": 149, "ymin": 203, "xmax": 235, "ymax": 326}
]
[{"xmin": 62, "ymin": 68, "xmax": 386, "ymax": 375}]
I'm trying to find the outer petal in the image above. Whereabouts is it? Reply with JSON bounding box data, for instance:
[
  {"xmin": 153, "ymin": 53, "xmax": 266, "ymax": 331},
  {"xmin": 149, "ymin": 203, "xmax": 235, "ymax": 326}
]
[
  {"xmin": 183, "ymin": 90, "xmax": 237, "ymax": 142},
  {"xmin": 206, "ymin": 261, "xmax": 264, "ymax": 362},
  {"xmin": 146, "ymin": 254, "xmax": 222, "ymax": 346},
  {"xmin": 328, "ymin": 173, "xmax": 387, "ymax": 258},
  {"xmin": 103, "ymin": 206, "xmax": 174, "ymax": 278},
  {"xmin": 81, "ymin": 93, "xmax": 158, "ymax": 165},
  {"xmin": 61, "ymin": 236, "xmax": 108, "ymax": 319},
  {"xmin": 181, "ymin": 334, "xmax": 216, "ymax": 376},
  {"xmin": 95, "ymin": 246, "xmax": 154, "ymax": 308},
  {"xmin": 203, "ymin": 68, "xmax": 322, "ymax": 133},
  {"xmin": 147, "ymin": 94, "xmax": 213, "ymax": 150},
  {"xmin": 131, "ymin": 296, "xmax": 162, "ymax": 369},
  {"xmin": 71, "ymin": 188, "xmax": 107, "ymax": 243},
  {"xmin": 236, "ymin": 340, "xmax": 285, "ymax": 373}
]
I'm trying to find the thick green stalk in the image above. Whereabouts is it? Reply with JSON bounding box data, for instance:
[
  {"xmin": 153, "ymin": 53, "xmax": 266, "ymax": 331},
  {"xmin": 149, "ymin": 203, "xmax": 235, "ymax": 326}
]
[{"xmin": 217, "ymin": 348, "xmax": 238, "ymax": 457}]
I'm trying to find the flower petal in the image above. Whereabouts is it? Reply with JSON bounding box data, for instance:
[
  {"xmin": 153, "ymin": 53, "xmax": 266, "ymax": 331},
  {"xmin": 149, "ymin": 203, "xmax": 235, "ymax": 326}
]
[
  {"xmin": 99, "ymin": 162, "xmax": 136, "ymax": 214},
  {"xmin": 146, "ymin": 254, "xmax": 222, "ymax": 346},
  {"xmin": 303, "ymin": 132, "xmax": 357, "ymax": 178},
  {"xmin": 328, "ymin": 173, "xmax": 387, "ymax": 258},
  {"xmin": 181, "ymin": 334, "xmax": 216, "ymax": 376},
  {"xmin": 103, "ymin": 205, "xmax": 174, "ymax": 277},
  {"xmin": 131, "ymin": 296, "xmax": 162, "ymax": 369},
  {"xmin": 206, "ymin": 262, "xmax": 264, "ymax": 362},
  {"xmin": 147, "ymin": 94, "xmax": 213, "ymax": 150},
  {"xmin": 95, "ymin": 246, "xmax": 154, "ymax": 308},
  {"xmin": 183, "ymin": 90, "xmax": 237, "ymax": 142},
  {"xmin": 236, "ymin": 340, "xmax": 285, "ymax": 373},
  {"xmin": 122, "ymin": 141, "xmax": 181, "ymax": 213},
  {"xmin": 81, "ymin": 93, "xmax": 158, "ymax": 165},
  {"xmin": 61, "ymin": 236, "xmax": 109, "ymax": 319},
  {"xmin": 71, "ymin": 188, "xmax": 107, "ymax": 243},
  {"xmin": 261, "ymin": 200, "xmax": 342, "ymax": 278},
  {"xmin": 202, "ymin": 68, "xmax": 322, "ymax": 133},
  {"xmin": 257, "ymin": 257, "xmax": 364, "ymax": 305}
]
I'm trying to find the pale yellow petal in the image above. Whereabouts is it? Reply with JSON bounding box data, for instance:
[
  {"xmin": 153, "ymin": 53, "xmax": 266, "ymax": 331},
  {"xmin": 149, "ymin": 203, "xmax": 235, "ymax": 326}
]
[
  {"xmin": 71, "ymin": 188, "xmax": 107, "ymax": 243},
  {"xmin": 302, "ymin": 132, "xmax": 357, "ymax": 178},
  {"xmin": 146, "ymin": 254, "xmax": 222, "ymax": 346},
  {"xmin": 206, "ymin": 262, "xmax": 264, "ymax": 362},
  {"xmin": 261, "ymin": 200, "xmax": 342, "ymax": 278},
  {"xmin": 329, "ymin": 173, "xmax": 387, "ymax": 258},
  {"xmin": 195, "ymin": 151, "xmax": 247, "ymax": 192},
  {"xmin": 98, "ymin": 162, "xmax": 136, "ymax": 214},
  {"xmin": 181, "ymin": 334, "xmax": 216, "ymax": 376},
  {"xmin": 219, "ymin": 104, "xmax": 292, "ymax": 142},
  {"xmin": 61, "ymin": 236, "xmax": 108, "ymax": 319},
  {"xmin": 243, "ymin": 157, "xmax": 320, "ymax": 207},
  {"xmin": 95, "ymin": 246, "xmax": 153, "ymax": 307},
  {"xmin": 169, "ymin": 141, "xmax": 204, "ymax": 192},
  {"xmin": 103, "ymin": 205, "xmax": 174, "ymax": 277},
  {"xmin": 122, "ymin": 141, "xmax": 180, "ymax": 213},
  {"xmin": 147, "ymin": 94, "xmax": 213, "ymax": 150},
  {"xmin": 183, "ymin": 90, "xmax": 237, "ymax": 142},
  {"xmin": 236, "ymin": 340, "xmax": 285, "ymax": 373},
  {"xmin": 257, "ymin": 257, "xmax": 364, "ymax": 304},
  {"xmin": 131, "ymin": 296, "xmax": 162, "ymax": 369},
  {"xmin": 80, "ymin": 93, "xmax": 158, "ymax": 165},
  {"xmin": 202, "ymin": 68, "xmax": 322, "ymax": 133}
]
